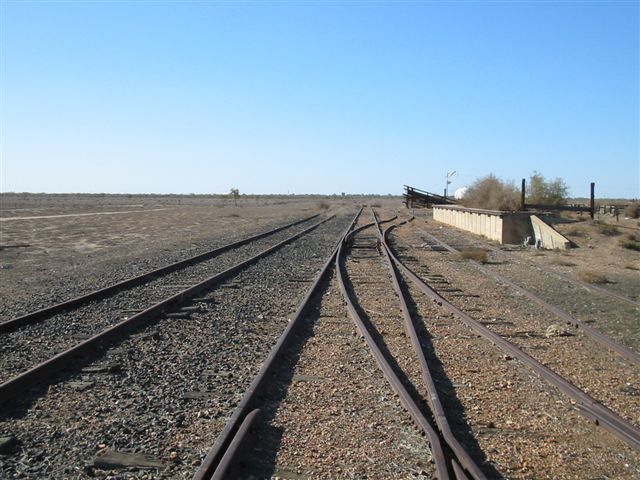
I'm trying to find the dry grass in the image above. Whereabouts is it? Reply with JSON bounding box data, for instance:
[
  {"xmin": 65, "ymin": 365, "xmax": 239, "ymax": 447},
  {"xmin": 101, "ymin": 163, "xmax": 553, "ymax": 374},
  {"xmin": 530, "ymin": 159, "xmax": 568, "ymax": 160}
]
[
  {"xmin": 625, "ymin": 202, "xmax": 640, "ymax": 219},
  {"xmin": 624, "ymin": 263, "xmax": 640, "ymax": 271},
  {"xmin": 564, "ymin": 227, "xmax": 585, "ymax": 237},
  {"xmin": 454, "ymin": 248, "xmax": 488, "ymax": 263},
  {"xmin": 461, "ymin": 174, "xmax": 520, "ymax": 211},
  {"xmin": 577, "ymin": 270, "xmax": 610, "ymax": 284},
  {"xmin": 593, "ymin": 220, "xmax": 620, "ymax": 236},
  {"xmin": 317, "ymin": 201, "xmax": 330, "ymax": 210},
  {"xmin": 620, "ymin": 233, "xmax": 640, "ymax": 252},
  {"xmin": 550, "ymin": 257, "xmax": 576, "ymax": 267}
]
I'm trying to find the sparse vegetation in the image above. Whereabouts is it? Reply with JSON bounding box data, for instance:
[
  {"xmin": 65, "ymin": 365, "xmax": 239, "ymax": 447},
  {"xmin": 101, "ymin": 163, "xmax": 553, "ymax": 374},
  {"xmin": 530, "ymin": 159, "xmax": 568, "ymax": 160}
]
[
  {"xmin": 593, "ymin": 220, "xmax": 620, "ymax": 236},
  {"xmin": 454, "ymin": 247, "xmax": 488, "ymax": 263},
  {"xmin": 565, "ymin": 227, "xmax": 585, "ymax": 237},
  {"xmin": 550, "ymin": 257, "xmax": 576, "ymax": 267},
  {"xmin": 229, "ymin": 188, "xmax": 240, "ymax": 206},
  {"xmin": 317, "ymin": 201, "xmax": 330, "ymax": 210},
  {"xmin": 625, "ymin": 202, "xmax": 640, "ymax": 219},
  {"xmin": 620, "ymin": 233, "xmax": 640, "ymax": 252},
  {"xmin": 578, "ymin": 270, "xmax": 610, "ymax": 284},
  {"xmin": 461, "ymin": 174, "xmax": 519, "ymax": 211},
  {"xmin": 527, "ymin": 171, "xmax": 569, "ymax": 206}
]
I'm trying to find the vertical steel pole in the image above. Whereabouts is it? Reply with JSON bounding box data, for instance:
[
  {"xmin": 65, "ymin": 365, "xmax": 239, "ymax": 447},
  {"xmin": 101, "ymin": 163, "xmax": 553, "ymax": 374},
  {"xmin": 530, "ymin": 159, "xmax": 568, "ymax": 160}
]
[
  {"xmin": 590, "ymin": 182, "xmax": 595, "ymax": 219},
  {"xmin": 521, "ymin": 178, "xmax": 526, "ymax": 211}
]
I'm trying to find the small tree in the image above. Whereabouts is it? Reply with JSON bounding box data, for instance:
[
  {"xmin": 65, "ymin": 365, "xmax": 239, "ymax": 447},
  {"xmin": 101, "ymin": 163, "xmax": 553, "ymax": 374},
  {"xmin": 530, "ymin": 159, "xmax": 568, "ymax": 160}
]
[
  {"xmin": 229, "ymin": 188, "xmax": 240, "ymax": 206},
  {"xmin": 527, "ymin": 171, "xmax": 568, "ymax": 206}
]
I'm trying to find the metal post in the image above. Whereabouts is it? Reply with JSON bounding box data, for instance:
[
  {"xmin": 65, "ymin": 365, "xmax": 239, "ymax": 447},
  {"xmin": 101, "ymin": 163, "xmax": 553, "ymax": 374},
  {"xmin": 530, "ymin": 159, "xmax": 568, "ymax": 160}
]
[
  {"xmin": 590, "ymin": 182, "xmax": 595, "ymax": 219},
  {"xmin": 521, "ymin": 178, "xmax": 526, "ymax": 211}
]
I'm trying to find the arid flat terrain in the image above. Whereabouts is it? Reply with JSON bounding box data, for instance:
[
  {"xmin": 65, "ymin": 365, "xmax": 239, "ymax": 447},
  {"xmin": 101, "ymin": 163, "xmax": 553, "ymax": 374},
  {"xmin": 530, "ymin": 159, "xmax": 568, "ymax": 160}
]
[{"xmin": 0, "ymin": 194, "xmax": 638, "ymax": 479}]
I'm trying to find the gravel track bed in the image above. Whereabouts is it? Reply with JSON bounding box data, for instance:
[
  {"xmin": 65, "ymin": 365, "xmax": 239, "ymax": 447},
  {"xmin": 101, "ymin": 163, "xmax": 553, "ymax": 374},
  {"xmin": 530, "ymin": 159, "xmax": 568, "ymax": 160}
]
[
  {"xmin": 0, "ymin": 216, "xmax": 330, "ymax": 384},
  {"xmin": 0, "ymin": 211, "xmax": 356, "ymax": 479},
  {"xmin": 0, "ymin": 213, "xmax": 323, "ymax": 320},
  {"xmin": 394, "ymin": 224, "xmax": 640, "ymax": 431},
  {"xmin": 241, "ymin": 211, "xmax": 433, "ymax": 478},
  {"xmin": 388, "ymin": 224, "xmax": 640, "ymax": 477},
  {"xmin": 245, "ymin": 268, "xmax": 434, "ymax": 479},
  {"xmin": 416, "ymin": 220, "xmax": 640, "ymax": 353}
]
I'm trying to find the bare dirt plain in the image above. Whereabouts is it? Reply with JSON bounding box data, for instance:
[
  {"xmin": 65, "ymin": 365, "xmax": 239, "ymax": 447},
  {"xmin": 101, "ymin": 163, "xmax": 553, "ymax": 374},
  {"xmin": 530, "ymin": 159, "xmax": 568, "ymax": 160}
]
[
  {"xmin": 0, "ymin": 194, "xmax": 365, "ymax": 313},
  {"xmin": 0, "ymin": 194, "xmax": 638, "ymax": 479}
]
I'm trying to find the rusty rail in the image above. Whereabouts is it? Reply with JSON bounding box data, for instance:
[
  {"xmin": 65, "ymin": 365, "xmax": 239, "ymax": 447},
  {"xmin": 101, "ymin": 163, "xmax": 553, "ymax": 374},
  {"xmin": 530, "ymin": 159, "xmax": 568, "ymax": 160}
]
[
  {"xmin": 383, "ymin": 225, "xmax": 640, "ymax": 452},
  {"xmin": 417, "ymin": 229, "xmax": 640, "ymax": 368},
  {"xmin": 192, "ymin": 209, "xmax": 362, "ymax": 480},
  {"xmin": 372, "ymin": 211, "xmax": 485, "ymax": 480},
  {"xmin": 336, "ymin": 218, "xmax": 452, "ymax": 480},
  {"xmin": 0, "ymin": 214, "xmax": 320, "ymax": 333},
  {"xmin": 483, "ymin": 244, "xmax": 640, "ymax": 308},
  {"xmin": 0, "ymin": 215, "xmax": 334, "ymax": 405}
]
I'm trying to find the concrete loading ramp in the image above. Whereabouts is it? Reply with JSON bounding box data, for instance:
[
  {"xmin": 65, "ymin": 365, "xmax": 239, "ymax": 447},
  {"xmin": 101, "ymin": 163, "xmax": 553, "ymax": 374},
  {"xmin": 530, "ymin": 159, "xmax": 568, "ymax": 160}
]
[
  {"xmin": 432, "ymin": 205, "xmax": 571, "ymax": 249},
  {"xmin": 530, "ymin": 215, "xmax": 571, "ymax": 250}
]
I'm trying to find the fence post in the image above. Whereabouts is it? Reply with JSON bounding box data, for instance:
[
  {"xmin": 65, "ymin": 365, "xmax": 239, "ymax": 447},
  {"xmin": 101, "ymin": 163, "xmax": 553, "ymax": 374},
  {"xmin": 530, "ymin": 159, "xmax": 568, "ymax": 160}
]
[
  {"xmin": 521, "ymin": 179, "xmax": 526, "ymax": 211},
  {"xmin": 590, "ymin": 182, "xmax": 595, "ymax": 219}
]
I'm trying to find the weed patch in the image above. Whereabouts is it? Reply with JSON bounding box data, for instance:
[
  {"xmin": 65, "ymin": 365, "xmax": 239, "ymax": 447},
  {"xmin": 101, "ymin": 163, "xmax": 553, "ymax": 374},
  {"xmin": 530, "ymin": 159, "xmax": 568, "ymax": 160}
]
[
  {"xmin": 454, "ymin": 248, "xmax": 488, "ymax": 263},
  {"xmin": 578, "ymin": 270, "xmax": 610, "ymax": 284},
  {"xmin": 620, "ymin": 234, "xmax": 640, "ymax": 252}
]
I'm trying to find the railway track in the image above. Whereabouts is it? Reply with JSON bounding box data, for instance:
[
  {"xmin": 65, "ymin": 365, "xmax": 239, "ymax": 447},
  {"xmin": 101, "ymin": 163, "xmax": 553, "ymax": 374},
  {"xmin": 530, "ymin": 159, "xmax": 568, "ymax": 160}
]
[
  {"xmin": 383, "ymin": 215, "xmax": 640, "ymax": 474},
  {"xmin": 0, "ymin": 214, "xmax": 333, "ymax": 399},
  {"xmin": 391, "ymin": 220, "xmax": 640, "ymax": 429},
  {"xmin": 202, "ymin": 207, "xmax": 639, "ymax": 479},
  {"xmin": 2, "ymin": 204, "xmax": 638, "ymax": 478},
  {"xmin": 415, "ymin": 214, "xmax": 639, "ymax": 328},
  {"xmin": 202, "ymin": 211, "xmax": 487, "ymax": 478},
  {"xmin": 0, "ymin": 211, "xmax": 356, "ymax": 478},
  {"xmin": 0, "ymin": 214, "xmax": 320, "ymax": 332},
  {"xmin": 416, "ymin": 228, "xmax": 640, "ymax": 367}
]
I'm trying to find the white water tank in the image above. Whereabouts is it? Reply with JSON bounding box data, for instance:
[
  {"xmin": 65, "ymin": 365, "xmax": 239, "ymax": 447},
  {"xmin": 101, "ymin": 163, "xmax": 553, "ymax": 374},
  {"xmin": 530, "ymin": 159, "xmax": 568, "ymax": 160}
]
[{"xmin": 454, "ymin": 187, "xmax": 468, "ymax": 200}]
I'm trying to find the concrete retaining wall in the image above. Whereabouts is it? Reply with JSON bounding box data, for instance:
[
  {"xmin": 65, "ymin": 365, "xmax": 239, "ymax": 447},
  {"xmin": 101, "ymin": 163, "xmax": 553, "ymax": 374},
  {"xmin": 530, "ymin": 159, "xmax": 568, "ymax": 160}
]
[{"xmin": 432, "ymin": 205, "xmax": 534, "ymax": 244}]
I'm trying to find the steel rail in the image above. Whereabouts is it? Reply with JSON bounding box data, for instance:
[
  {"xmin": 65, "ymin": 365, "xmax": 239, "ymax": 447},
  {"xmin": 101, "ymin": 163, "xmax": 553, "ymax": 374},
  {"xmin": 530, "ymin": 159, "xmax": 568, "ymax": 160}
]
[
  {"xmin": 336, "ymin": 221, "xmax": 451, "ymax": 480},
  {"xmin": 371, "ymin": 211, "xmax": 486, "ymax": 480},
  {"xmin": 383, "ymin": 225, "xmax": 640, "ymax": 452},
  {"xmin": 0, "ymin": 215, "xmax": 334, "ymax": 406},
  {"xmin": 0, "ymin": 214, "xmax": 320, "ymax": 333},
  {"xmin": 192, "ymin": 208, "xmax": 363, "ymax": 480},
  {"xmin": 417, "ymin": 229, "xmax": 640, "ymax": 368},
  {"xmin": 482, "ymin": 244, "xmax": 640, "ymax": 309}
]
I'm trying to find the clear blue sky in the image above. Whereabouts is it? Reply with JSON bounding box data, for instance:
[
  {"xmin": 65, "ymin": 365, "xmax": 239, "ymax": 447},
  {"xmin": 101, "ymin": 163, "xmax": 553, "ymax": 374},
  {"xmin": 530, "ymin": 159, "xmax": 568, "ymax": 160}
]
[{"xmin": 1, "ymin": 1, "xmax": 638, "ymax": 197}]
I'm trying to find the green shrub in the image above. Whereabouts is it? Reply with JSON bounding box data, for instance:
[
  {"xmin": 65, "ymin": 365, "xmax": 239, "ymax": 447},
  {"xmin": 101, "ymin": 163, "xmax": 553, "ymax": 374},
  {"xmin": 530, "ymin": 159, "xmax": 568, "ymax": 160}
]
[{"xmin": 527, "ymin": 171, "xmax": 568, "ymax": 206}]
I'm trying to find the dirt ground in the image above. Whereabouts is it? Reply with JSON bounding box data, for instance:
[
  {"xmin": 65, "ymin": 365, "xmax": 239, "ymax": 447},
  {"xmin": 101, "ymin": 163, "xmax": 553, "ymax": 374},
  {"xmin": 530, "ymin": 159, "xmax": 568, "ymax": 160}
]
[
  {"xmin": 0, "ymin": 194, "xmax": 397, "ymax": 307},
  {"xmin": 539, "ymin": 211, "xmax": 640, "ymax": 297},
  {"xmin": 0, "ymin": 195, "xmax": 637, "ymax": 478}
]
